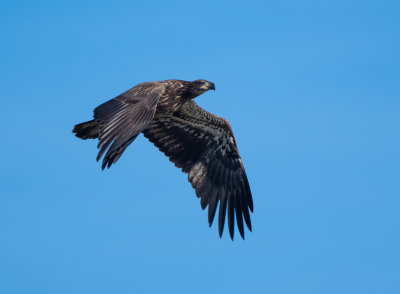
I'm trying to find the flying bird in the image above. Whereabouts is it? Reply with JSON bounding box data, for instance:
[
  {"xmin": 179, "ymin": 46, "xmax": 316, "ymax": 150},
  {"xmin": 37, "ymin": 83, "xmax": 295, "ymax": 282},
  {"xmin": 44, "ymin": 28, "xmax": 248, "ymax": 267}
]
[{"xmin": 73, "ymin": 79, "xmax": 253, "ymax": 239}]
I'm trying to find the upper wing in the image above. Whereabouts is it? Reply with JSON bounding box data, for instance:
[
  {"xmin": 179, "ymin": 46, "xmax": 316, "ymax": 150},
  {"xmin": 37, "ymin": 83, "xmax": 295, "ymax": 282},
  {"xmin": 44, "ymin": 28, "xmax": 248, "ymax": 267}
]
[
  {"xmin": 143, "ymin": 100, "xmax": 253, "ymax": 239},
  {"xmin": 94, "ymin": 81, "xmax": 165, "ymax": 169}
]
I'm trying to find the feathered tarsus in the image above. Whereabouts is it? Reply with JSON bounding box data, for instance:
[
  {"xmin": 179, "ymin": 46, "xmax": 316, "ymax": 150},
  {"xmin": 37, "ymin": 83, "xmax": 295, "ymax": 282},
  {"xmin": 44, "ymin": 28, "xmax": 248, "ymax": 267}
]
[{"xmin": 73, "ymin": 79, "xmax": 253, "ymax": 240}]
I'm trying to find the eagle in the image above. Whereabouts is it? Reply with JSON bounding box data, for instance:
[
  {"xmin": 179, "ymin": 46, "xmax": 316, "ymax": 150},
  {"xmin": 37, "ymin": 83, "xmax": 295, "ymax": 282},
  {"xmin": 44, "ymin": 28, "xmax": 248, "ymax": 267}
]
[{"xmin": 73, "ymin": 79, "xmax": 253, "ymax": 239}]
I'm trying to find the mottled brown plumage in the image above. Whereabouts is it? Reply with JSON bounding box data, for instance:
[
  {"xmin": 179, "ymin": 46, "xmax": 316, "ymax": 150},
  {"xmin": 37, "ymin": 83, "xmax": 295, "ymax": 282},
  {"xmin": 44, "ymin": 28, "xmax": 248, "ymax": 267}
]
[{"xmin": 73, "ymin": 79, "xmax": 253, "ymax": 239}]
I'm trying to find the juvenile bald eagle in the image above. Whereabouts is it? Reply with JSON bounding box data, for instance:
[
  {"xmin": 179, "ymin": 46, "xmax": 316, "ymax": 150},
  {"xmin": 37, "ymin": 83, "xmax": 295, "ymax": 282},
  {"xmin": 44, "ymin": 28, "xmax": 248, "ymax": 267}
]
[{"xmin": 73, "ymin": 79, "xmax": 253, "ymax": 239}]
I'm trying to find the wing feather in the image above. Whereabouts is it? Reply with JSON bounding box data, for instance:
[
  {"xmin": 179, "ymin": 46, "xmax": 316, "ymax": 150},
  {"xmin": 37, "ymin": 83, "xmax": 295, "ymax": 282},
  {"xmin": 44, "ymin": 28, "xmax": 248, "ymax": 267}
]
[
  {"xmin": 218, "ymin": 189, "xmax": 228, "ymax": 237},
  {"xmin": 234, "ymin": 175, "xmax": 245, "ymax": 239},
  {"xmin": 94, "ymin": 82, "xmax": 165, "ymax": 169},
  {"xmin": 227, "ymin": 183, "xmax": 235, "ymax": 239},
  {"xmin": 143, "ymin": 100, "xmax": 253, "ymax": 239}
]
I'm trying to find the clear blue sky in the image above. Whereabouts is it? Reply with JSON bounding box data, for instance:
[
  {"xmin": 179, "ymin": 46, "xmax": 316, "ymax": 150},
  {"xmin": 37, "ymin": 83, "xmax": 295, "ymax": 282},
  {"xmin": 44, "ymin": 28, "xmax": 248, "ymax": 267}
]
[{"xmin": 1, "ymin": 0, "xmax": 399, "ymax": 293}]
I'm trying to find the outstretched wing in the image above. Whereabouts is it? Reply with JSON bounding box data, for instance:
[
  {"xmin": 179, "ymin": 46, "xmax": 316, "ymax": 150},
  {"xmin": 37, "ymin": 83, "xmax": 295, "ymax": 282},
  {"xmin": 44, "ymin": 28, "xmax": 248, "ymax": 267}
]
[
  {"xmin": 143, "ymin": 100, "xmax": 253, "ymax": 240},
  {"xmin": 94, "ymin": 81, "xmax": 165, "ymax": 169}
]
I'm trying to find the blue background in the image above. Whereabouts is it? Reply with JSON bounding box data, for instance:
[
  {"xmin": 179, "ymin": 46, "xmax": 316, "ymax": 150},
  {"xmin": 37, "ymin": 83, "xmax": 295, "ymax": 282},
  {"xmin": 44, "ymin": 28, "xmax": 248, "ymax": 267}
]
[{"xmin": 1, "ymin": 0, "xmax": 399, "ymax": 293}]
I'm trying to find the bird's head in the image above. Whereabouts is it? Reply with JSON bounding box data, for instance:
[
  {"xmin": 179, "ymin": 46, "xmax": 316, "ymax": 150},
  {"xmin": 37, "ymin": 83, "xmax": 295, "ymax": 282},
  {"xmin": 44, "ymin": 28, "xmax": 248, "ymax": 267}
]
[{"xmin": 190, "ymin": 79, "xmax": 216, "ymax": 97}]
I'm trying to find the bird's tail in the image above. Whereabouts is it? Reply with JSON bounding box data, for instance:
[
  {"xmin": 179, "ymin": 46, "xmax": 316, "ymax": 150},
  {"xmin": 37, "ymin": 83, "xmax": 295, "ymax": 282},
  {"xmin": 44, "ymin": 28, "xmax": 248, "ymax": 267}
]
[{"xmin": 73, "ymin": 120, "xmax": 99, "ymax": 139}]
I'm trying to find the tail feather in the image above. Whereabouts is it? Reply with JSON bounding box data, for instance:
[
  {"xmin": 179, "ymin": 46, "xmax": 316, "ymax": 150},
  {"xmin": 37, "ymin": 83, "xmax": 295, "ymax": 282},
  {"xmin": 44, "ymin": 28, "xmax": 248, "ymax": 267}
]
[{"xmin": 73, "ymin": 120, "xmax": 99, "ymax": 139}]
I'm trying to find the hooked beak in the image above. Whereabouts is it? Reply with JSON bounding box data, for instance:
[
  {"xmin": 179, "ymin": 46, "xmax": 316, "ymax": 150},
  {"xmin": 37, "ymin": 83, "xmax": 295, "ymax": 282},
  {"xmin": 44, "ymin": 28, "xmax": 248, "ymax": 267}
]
[{"xmin": 209, "ymin": 83, "xmax": 216, "ymax": 91}]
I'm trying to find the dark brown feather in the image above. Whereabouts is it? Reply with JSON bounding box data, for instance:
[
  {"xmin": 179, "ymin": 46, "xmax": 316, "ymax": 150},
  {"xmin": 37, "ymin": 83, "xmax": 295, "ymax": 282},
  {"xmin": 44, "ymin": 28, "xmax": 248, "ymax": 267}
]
[
  {"xmin": 73, "ymin": 120, "xmax": 99, "ymax": 139},
  {"xmin": 93, "ymin": 82, "xmax": 165, "ymax": 169},
  {"xmin": 143, "ymin": 100, "xmax": 253, "ymax": 240},
  {"xmin": 73, "ymin": 79, "xmax": 253, "ymax": 240}
]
